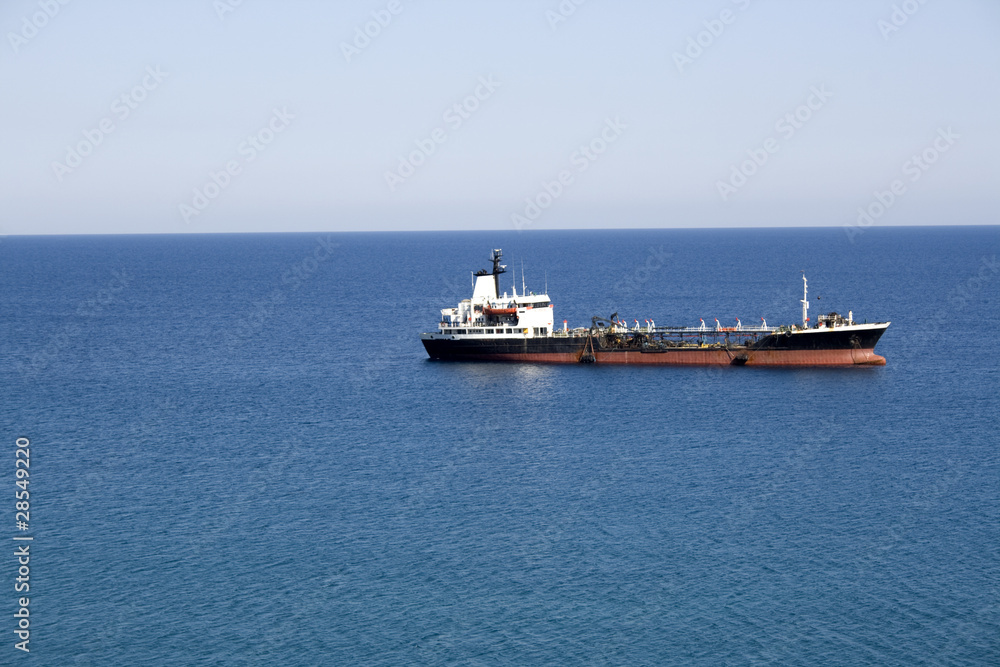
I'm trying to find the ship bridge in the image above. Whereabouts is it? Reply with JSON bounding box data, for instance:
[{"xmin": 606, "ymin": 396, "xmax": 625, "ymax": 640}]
[{"xmin": 437, "ymin": 249, "xmax": 555, "ymax": 338}]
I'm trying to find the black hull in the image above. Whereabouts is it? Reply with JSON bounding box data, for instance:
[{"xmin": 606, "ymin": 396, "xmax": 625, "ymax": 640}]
[
  {"xmin": 422, "ymin": 336, "xmax": 586, "ymax": 362},
  {"xmin": 751, "ymin": 327, "xmax": 887, "ymax": 351},
  {"xmin": 421, "ymin": 325, "xmax": 888, "ymax": 366}
]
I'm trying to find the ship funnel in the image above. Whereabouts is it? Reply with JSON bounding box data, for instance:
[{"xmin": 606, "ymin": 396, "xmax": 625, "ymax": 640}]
[{"xmin": 471, "ymin": 249, "xmax": 508, "ymax": 302}]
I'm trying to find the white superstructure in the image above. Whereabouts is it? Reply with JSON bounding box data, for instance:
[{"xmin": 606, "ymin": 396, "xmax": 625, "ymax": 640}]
[{"xmin": 427, "ymin": 249, "xmax": 555, "ymax": 340}]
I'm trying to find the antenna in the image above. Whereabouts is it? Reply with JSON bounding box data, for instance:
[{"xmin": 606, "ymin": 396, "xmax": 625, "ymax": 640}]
[
  {"xmin": 521, "ymin": 259, "xmax": 525, "ymax": 296},
  {"xmin": 544, "ymin": 270, "xmax": 548, "ymax": 295},
  {"xmin": 800, "ymin": 271, "xmax": 809, "ymax": 327}
]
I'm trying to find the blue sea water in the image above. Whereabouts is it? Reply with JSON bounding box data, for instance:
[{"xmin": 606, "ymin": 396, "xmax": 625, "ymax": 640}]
[{"xmin": 2, "ymin": 226, "xmax": 998, "ymax": 665}]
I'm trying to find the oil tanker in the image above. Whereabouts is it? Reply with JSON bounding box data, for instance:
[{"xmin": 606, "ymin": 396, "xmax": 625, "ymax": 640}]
[{"xmin": 420, "ymin": 250, "xmax": 889, "ymax": 366}]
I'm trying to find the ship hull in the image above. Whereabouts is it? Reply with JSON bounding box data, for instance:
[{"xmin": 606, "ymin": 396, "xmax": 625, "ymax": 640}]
[
  {"xmin": 421, "ymin": 336, "xmax": 586, "ymax": 363},
  {"xmin": 421, "ymin": 325, "xmax": 888, "ymax": 367}
]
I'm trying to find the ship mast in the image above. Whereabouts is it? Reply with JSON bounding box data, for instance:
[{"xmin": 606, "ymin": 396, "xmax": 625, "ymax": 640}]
[
  {"xmin": 490, "ymin": 249, "xmax": 506, "ymax": 299},
  {"xmin": 801, "ymin": 272, "xmax": 809, "ymax": 327}
]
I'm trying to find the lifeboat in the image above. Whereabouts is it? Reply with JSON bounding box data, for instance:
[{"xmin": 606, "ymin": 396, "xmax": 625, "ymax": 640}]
[{"xmin": 484, "ymin": 305, "xmax": 517, "ymax": 317}]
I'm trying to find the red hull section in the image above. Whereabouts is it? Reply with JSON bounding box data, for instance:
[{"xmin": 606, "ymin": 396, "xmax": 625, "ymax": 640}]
[
  {"xmin": 593, "ymin": 348, "xmax": 885, "ymax": 366},
  {"xmin": 424, "ymin": 347, "xmax": 885, "ymax": 366}
]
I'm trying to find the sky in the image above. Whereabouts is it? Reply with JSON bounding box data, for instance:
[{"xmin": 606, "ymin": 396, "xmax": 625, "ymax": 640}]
[{"xmin": 1, "ymin": 0, "xmax": 998, "ymax": 234}]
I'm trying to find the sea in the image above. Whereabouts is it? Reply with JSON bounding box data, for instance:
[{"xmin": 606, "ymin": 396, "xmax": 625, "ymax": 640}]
[{"xmin": 2, "ymin": 226, "xmax": 998, "ymax": 665}]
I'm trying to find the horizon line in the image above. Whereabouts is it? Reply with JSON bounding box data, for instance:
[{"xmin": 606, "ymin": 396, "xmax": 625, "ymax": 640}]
[{"xmin": 3, "ymin": 222, "xmax": 998, "ymax": 237}]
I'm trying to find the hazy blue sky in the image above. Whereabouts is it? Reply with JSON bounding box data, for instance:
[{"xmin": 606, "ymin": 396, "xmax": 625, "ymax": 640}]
[{"xmin": 2, "ymin": 0, "xmax": 998, "ymax": 234}]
